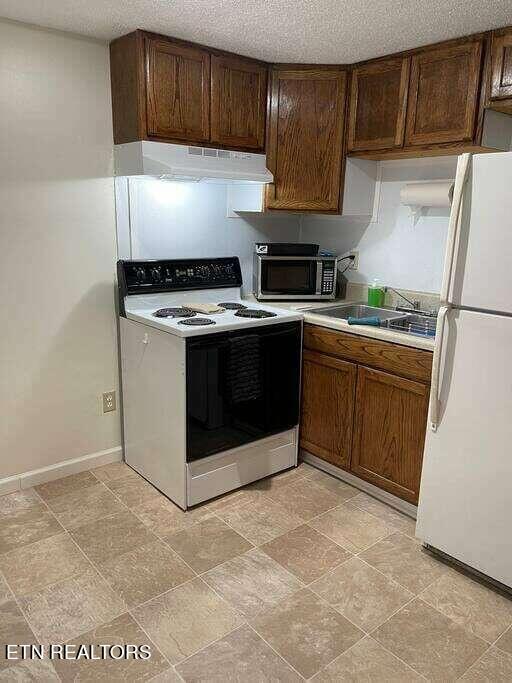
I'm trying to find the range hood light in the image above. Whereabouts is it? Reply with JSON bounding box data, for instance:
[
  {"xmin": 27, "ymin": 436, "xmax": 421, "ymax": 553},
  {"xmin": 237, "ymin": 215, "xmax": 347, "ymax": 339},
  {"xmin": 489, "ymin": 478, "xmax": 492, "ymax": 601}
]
[{"xmin": 159, "ymin": 174, "xmax": 202, "ymax": 183}]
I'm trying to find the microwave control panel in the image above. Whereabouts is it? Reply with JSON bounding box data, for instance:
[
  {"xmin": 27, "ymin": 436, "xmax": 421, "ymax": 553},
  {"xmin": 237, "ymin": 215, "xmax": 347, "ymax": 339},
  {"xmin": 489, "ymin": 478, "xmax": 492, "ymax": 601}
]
[{"xmin": 321, "ymin": 261, "xmax": 336, "ymax": 294}]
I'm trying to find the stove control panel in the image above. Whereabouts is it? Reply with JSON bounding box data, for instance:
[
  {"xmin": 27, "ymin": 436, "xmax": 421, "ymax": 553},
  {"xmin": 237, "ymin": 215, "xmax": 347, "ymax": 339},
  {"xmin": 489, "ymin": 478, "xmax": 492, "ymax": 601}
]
[{"xmin": 118, "ymin": 257, "xmax": 242, "ymax": 296}]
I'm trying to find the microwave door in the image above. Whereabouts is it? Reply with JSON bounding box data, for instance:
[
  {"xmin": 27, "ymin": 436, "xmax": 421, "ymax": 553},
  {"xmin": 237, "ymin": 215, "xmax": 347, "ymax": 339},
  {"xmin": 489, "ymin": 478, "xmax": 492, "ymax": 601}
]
[
  {"xmin": 254, "ymin": 256, "xmax": 337, "ymax": 300},
  {"xmin": 261, "ymin": 259, "xmax": 316, "ymax": 296}
]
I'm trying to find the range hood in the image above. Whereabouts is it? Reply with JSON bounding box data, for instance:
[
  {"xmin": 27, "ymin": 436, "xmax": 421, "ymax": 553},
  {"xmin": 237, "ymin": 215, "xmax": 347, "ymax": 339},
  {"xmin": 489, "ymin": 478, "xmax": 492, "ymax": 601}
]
[{"xmin": 114, "ymin": 141, "xmax": 273, "ymax": 183}]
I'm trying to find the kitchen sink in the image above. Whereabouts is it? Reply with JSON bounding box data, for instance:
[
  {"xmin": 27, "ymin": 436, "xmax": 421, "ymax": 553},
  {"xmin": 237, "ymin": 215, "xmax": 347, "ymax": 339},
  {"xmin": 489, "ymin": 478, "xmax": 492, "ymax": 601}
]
[
  {"xmin": 382, "ymin": 314, "xmax": 437, "ymax": 338},
  {"xmin": 307, "ymin": 302, "xmax": 404, "ymax": 322},
  {"xmin": 306, "ymin": 303, "xmax": 437, "ymax": 339}
]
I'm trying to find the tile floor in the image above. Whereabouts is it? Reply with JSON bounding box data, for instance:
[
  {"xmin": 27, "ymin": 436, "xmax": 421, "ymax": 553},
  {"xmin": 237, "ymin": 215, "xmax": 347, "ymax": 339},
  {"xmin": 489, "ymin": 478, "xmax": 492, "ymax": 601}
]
[{"xmin": 1, "ymin": 461, "xmax": 512, "ymax": 681}]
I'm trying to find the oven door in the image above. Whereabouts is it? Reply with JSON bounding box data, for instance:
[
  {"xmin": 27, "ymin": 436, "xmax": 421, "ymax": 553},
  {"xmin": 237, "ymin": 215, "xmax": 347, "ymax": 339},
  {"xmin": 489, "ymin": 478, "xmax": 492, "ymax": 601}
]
[
  {"xmin": 259, "ymin": 258, "xmax": 318, "ymax": 297},
  {"xmin": 186, "ymin": 322, "xmax": 301, "ymax": 461}
]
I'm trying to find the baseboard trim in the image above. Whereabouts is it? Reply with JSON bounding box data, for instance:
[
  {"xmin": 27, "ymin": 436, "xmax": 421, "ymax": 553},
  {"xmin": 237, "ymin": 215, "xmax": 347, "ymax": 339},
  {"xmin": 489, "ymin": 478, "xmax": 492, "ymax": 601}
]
[
  {"xmin": 300, "ymin": 449, "xmax": 417, "ymax": 519},
  {"xmin": 0, "ymin": 446, "xmax": 123, "ymax": 495}
]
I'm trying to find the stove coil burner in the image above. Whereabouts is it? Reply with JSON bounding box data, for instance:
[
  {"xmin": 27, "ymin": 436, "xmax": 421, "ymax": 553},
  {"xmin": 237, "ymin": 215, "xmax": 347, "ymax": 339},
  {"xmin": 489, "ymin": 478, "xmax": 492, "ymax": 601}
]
[
  {"xmin": 217, "ymin": 302, "xmax": 247, "ymax": 311},
  {"xmin": 234, "ymin": 308, "xmax": 277, "ymax": 319},
  {"xmin": 153, "ymin": 307, "xmax": 195, "ymax": 318},
  {"xmin": 178, "ymin": 317, "xmax": 216, "ymax": 326}
]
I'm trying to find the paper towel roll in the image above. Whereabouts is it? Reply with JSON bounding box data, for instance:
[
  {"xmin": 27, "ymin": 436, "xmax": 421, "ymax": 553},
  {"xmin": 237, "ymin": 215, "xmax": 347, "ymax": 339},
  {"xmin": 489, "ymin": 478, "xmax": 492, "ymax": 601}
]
[{"xmin": 400, "ymin": 181, "xmax": 454, "ymax": 208}]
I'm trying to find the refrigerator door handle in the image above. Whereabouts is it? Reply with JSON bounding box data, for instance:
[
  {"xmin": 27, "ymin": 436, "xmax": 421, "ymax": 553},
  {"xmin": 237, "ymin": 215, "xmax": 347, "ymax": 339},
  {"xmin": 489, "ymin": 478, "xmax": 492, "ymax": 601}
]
[
  {"xmin": 429, "ymin": 305, "xmax": 449, "ymax": 432},
  {"xmin": 440, "ymin": 153, "xmax": 471, "ymax": 305}
]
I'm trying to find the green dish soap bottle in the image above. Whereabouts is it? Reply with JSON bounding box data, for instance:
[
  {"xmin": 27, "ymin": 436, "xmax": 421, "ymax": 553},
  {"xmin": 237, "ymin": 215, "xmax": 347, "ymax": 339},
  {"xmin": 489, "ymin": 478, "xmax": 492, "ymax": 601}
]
[{"xmin": 367, "ymin": 278, "xmax": 385, "ymax": 307}]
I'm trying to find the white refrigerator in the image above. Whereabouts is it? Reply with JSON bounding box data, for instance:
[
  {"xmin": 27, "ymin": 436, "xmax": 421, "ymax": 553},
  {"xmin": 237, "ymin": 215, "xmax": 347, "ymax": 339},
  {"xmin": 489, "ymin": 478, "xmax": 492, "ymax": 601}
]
[{"xmin": 416, "ymin": 151, "xmax": 512, "ymax": 589}]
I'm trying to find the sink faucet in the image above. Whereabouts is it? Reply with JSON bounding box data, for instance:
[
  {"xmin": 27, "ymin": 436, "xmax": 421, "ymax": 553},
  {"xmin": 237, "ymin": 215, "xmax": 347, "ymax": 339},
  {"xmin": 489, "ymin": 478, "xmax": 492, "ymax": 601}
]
[
  {"xmin": 386, "ymin": 287, "xmax": 437, "ymax": 318},
  {"xmin": 386, "ymin": 287, "xmax": 420, "ymax": 310}
]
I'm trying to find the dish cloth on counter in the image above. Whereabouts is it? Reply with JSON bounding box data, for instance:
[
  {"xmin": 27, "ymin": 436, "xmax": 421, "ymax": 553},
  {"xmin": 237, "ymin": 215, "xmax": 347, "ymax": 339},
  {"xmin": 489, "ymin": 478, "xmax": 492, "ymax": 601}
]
[
  {"xmin": 347, "ymin": 316, "xmax": 381, "ymax": 326},
  {"xmin": 225, "ymin": 335, "xmax": 262, "ymax": 403},
  {"xmin": 186, "ymin": 303, "xmax": 225, "ymax": 314}
]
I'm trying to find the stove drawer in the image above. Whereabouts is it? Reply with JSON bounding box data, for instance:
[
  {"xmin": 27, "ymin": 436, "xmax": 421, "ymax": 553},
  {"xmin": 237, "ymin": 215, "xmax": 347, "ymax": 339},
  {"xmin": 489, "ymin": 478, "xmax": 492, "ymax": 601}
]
[{"xmin": 186, "ymin": 428, "xmax": 297, "ymax": 506}]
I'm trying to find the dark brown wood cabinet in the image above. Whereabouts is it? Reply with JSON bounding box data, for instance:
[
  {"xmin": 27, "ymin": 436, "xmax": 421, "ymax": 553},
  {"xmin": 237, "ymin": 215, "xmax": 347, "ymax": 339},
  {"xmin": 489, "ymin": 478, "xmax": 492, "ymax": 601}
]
[
  {"xmin": 110, "ymin": 25, "xmax": 512, "ymax": 209},
  {"xmin": 300, "ymin": 349, "xmax": 356, "ymax": 469},
  {"xmin": 146, "ymin": 37, "xmax": 210, "ymax": 143},
  {"xmin": 303, "ymin": 324, "xmax": 433, "ymax": 383},
  {"xmin": 405, "ymin": 40, "xmax": 483, "ymax": 146},
  {"xmin": 490, "ymin": 28, "xmax": 512, "ymax": 113},
  {"xmin": 210, "ymin": 54, "xmax": 267, "ymax": 150},
  {"xmin": 347, "ymin": 57, "xmax": 410, "ymax": 152},
  {"xmin": 110, "ymin": 30, "xmax": 267, "ymax": 151},
  {"xmin": 351, "ymin": 366, "xmax": 429, "ymax": 504},
  {"xmin": 301, "ymin": 324, "xmax": 433, "ymax": 504},
  {"xmin": 265, "ymin": 67, "xmax": 348, "ymax": 213},
  {"xmin": 345, "ymin": 36, "xmax": 505, "ymax": 159}
]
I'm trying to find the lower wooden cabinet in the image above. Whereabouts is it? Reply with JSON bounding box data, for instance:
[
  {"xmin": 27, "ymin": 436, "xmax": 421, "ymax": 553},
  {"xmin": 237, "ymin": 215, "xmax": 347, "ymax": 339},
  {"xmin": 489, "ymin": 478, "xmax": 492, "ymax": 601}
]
[
  {"xmin": 300, "ymin": 349, "xmax": 356, "ymax": 469},
  {"xmin": 300, "ymin": 324, "xmax": 432, "ymax": 504},
  {"xmin": 351, "ymin": 366, "xmax": 429, "ymax": 504}
]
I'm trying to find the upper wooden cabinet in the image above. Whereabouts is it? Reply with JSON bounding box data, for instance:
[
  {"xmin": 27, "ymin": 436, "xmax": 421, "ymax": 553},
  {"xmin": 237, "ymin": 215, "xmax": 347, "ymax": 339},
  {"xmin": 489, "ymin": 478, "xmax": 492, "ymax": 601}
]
[
  {"xmin": 347, "ymin": 57, "xmax": 410, "ymax": 152},
  {"xmin": 110, "ymin": 26, "xmax": 512, "ymax": 181},
  {"xmin": 490, "ymin": 28, "xmax": 512, "ymax": 113},
  {"xmin": 110, "ymin": 31, "xmax": 267, "ymax": 152},
  {"xmin": 345, "ymin": 36, "xmax": 508, "ymax": 159},
  {"xmin": 210, "ymin": 55, "xmax": 267, "ymax": 149},
  {"xmin": 405, "ymin": 40, "xmax": 483, "ymax": 146},
  {"xmin": 146, "ymin": 37, "xmax": 210, "ymax": 143},
  {"xmin": 265, "ymin": 67, "xmax": 348, "ymax": 213}
]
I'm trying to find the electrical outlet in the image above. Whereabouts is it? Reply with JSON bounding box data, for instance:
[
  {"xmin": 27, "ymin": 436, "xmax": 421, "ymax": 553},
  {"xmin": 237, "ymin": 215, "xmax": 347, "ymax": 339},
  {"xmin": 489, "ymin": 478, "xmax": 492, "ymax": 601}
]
[
  {"xmin": 102, "ymin": 391, "xmax": 116, "ymax": 413},
  {"xmin": 349, "ymin": 250, "xmax": 359, "ymax": 270}
]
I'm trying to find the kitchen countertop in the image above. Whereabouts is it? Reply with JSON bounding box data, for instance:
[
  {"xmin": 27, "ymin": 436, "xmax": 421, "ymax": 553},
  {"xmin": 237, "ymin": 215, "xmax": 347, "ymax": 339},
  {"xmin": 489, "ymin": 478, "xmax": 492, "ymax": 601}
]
[{"xmin": 244, "ymin": 296, "xmax": 436, "ymax": 351}]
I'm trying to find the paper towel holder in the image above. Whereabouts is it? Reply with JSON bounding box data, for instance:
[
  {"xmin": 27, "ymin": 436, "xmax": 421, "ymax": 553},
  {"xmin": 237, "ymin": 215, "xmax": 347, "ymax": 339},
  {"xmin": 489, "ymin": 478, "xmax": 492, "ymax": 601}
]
[{"xmin": 400, "ymin": 180, "xmax": 454, "ymax": 223}]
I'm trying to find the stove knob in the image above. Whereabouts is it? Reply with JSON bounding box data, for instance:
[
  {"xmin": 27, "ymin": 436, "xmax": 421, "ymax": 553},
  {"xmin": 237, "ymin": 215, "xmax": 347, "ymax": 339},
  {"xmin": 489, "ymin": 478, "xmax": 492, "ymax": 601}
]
[
  {"xmin": 150, "ymin": 267, "xmax": 162, "ymax": 283},
  {"xmin": 135, "ymin": 267, "xmax": 146, "ymax": 283}
]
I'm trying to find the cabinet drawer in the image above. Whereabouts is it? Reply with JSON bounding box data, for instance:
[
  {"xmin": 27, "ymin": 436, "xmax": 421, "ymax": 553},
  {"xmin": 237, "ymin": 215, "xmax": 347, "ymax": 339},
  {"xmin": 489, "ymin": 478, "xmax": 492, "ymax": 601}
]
[{"xmin": 303, "ymin": 324, "xmax": 432, "ymax": 383}]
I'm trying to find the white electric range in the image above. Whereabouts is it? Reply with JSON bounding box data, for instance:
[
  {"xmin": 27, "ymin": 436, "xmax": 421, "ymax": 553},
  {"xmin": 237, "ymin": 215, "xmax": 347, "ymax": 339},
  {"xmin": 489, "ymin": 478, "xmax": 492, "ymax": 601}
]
[{"xmin": 117, "ymin": 257, "xmax": 303, "ymax": 509}]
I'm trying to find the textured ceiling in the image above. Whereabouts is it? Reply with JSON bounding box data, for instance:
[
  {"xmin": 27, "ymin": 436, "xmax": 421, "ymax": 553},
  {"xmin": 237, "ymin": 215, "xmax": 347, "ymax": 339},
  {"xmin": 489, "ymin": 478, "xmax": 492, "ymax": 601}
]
[{"xmin": 0, "ymin": 0, "xmax": 511, "ymax": 63}]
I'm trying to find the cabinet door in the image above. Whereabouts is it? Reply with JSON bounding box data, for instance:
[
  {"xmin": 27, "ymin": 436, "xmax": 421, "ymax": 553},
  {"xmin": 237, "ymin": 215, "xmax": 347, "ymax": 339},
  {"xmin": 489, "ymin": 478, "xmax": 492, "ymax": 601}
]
[
  {"xmin": 405, "ymin": 41, "xmax": 483, "ymax": 146},
  {"xmin": 491, "ymin": 30, "xmax": 512, "ymax": 101},
  {"xmin": 348, "ymin": 58, "xmax": 410, "ymax": 152},
  {"xmin": 351, "ymin": 366, "xmax": 429, "ymax": 504},
  {"xmin": 211, "ymin": 55, "xmax": 267, "ymax": 150},
  {"xmin": 145, "ymin": 37, "xmax": 210, "ymax": 143},
  {"xmin": 300, "ymin": 349, "xmax": 356, "ymax": 469},
  {"xmin": 266, "ymin": 68, "xmax": 347, "ymax": 212}
]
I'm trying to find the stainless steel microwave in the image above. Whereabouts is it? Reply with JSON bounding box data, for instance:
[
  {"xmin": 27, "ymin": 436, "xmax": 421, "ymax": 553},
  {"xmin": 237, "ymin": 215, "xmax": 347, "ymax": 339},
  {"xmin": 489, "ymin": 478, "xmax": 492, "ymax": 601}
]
[{"xmin": 253, "ymin": 253, "xmax": 338, "ymax": 300}]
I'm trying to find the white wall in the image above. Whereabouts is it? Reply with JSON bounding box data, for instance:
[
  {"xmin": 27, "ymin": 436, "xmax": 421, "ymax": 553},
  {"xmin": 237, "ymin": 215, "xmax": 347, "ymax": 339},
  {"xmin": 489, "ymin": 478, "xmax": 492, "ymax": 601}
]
[
  {"xmin": 120, "ymin": 156, "xmax": 454, "ymax": 297},
  {"xmin": 301, "ymin": 157, "xmax": 458, "ymax": 293},
  {"xmin": 119, "ymin": 177, "xmax": 301, "ymax": 293},
  {"xmin": 0, "ymin": 20, "xmax": 120, "ymax": 479}
]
